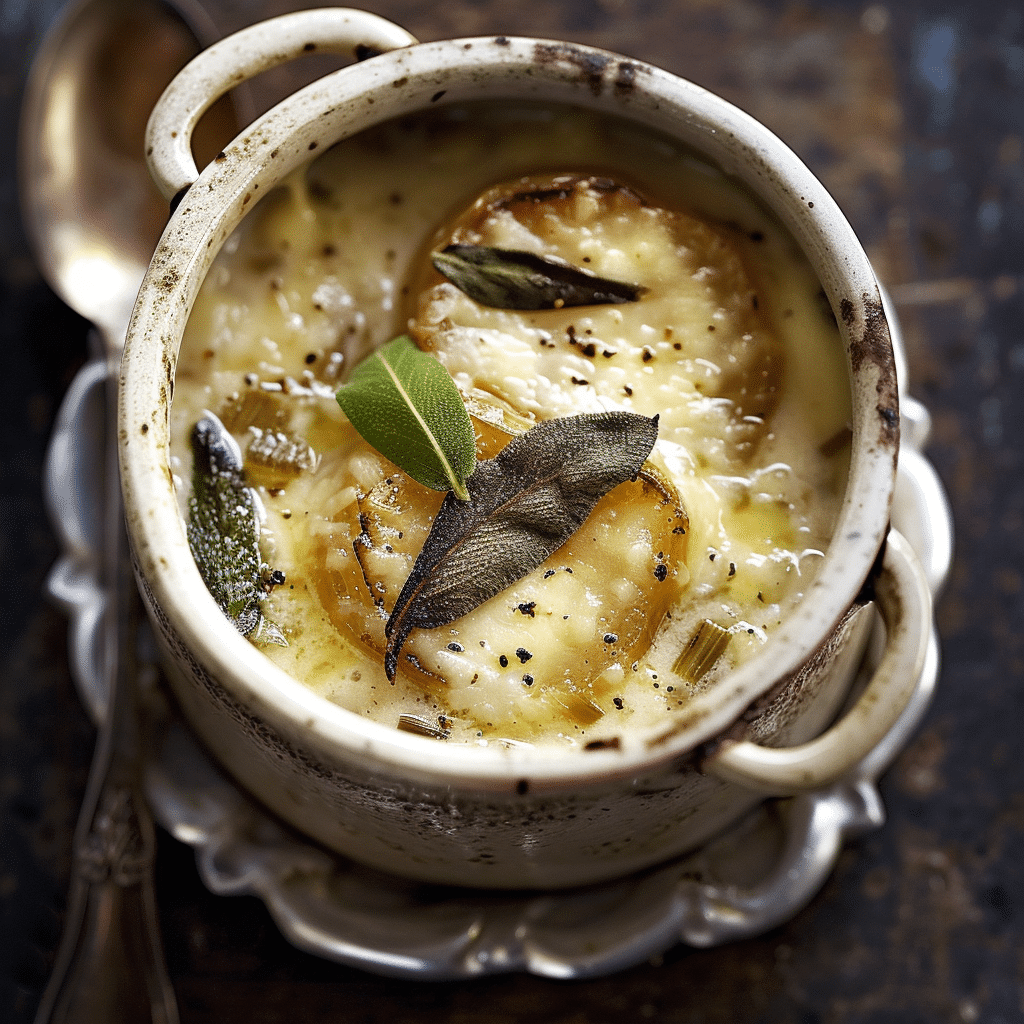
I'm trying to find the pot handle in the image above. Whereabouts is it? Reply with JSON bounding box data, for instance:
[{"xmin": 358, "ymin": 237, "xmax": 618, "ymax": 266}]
[
  {"xmin": 146, "ymin": 8, "xmax": 419, "ymax": 201},
  {"xmin": 704, "ymin": 529, "xmax": 931, "ymax": 795}
]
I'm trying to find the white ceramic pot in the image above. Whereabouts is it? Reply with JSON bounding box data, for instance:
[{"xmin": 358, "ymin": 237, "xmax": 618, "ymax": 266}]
[{"xmin": 120, "ymin": 8, "xmax": 931, "ymax": 890}]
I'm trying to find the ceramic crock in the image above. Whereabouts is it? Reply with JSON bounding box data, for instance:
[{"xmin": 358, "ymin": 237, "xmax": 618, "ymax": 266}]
[{"xmin": 119, "ymin": 8, "xmax": 931, "ymax": 890}]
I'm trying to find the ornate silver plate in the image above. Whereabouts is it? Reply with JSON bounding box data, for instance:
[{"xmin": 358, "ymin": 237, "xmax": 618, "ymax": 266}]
[{"xmin": 45, "ymin": 308, "xmax": 952, "ymax": 979}]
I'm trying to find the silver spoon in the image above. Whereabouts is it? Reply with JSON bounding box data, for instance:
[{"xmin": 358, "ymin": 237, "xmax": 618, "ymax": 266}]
[{"xmin": 19, "ymin": 1, "xmax": 240, "ymax": 1020}]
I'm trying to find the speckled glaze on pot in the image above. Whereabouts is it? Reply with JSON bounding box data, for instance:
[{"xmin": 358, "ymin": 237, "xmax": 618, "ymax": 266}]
[{"xmin": 120, "ymin": 9, "xmax": 931, "ymax": 889}]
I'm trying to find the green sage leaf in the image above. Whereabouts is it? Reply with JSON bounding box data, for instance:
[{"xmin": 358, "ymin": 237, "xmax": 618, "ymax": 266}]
[
  {"xmin": 383, "ymin": 411, "xmax": 659, "ymax": 679},
  {"xmin": 432, "ymin": 244, "xmax": 647, "ymax": 310},
  {"xmin": 187, "ymin": 413, "xmax": 286, "ymax": 645},
  {"xmin": 336, "ymin": 335, "xmax": 476, "ymax": 501}
]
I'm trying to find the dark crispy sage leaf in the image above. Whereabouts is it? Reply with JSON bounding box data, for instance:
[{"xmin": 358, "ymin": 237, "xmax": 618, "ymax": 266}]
[
  {"xmin": 432, "ymin": 244, "xmax": 647, "ymax": 310},
  {"xmin": 383, "ymin": 411, "xmax": 659, "ymax": 679},
  {"xmin": 187, "ymin": 412, "xmax": 285, "ymax": 645},
  {"xmin": 336, "ymin": 334, "xmax": 476, "ymax": 500}
]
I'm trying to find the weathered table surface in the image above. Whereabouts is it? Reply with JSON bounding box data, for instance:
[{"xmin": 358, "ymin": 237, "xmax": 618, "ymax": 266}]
[{"xmin": 3, "ymin": 1, "xmax": 1021, "ymax": 1021}]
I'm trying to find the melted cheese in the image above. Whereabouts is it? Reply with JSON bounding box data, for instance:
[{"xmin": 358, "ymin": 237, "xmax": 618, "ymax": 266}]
[{"xmin": 171, "ymin": 102, "xmax": 851, "ymax": 748}]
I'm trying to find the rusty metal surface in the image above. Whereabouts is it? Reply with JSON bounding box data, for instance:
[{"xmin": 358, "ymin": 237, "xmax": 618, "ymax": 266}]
[{"xmin": 2, "ymin": 0, "xmax": 1021, "ymax": 1021}]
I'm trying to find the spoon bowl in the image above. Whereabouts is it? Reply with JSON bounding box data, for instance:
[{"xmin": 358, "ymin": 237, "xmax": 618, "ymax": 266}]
[{"xmin": 20, "ymin": 0, "xmax": 235, "ymax": 350}]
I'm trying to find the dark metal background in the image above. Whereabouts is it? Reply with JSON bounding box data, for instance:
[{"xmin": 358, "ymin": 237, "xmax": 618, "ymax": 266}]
[{"xmin": 2, "ymin": 1, "xmax": 1021, "ymax": 1021}]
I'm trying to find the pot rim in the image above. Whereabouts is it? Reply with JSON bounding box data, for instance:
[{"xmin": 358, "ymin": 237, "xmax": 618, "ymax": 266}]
[{"xmin": 121, "ymin": 34, "xmax": 898, "ymax": 789}]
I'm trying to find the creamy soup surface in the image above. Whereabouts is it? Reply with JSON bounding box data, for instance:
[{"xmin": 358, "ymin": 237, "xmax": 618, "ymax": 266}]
[{"xmin": 172, "ymin": 102, "xmax": 852, "ymax": 749}]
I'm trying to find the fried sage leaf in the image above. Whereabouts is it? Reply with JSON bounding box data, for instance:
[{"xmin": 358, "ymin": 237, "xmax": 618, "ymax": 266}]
[
  {"xmin": 383, "ymin": 411, "xmax": 659, "ymax": 679},
  {"xmin": 432, "ymin": 243, "xmax": 647, "ymax": 310},
  {"xmin": 187, "ymin": 412, "xmax": 285, "ymax": 645},
  {"xmin": 336, "ymin": 334, "xmax": 476, "ymax": 500}
]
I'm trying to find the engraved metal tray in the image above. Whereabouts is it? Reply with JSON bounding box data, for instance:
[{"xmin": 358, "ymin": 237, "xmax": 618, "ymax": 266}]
[{"xmin": 44, "ymin": 306, "xmax": 952, "ymax": 979}]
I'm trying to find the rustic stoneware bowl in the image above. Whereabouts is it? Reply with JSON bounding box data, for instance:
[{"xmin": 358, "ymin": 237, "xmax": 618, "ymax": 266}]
[{"xmin": 121, "ymin": 8, "xmax": 931, "ymax": 889}]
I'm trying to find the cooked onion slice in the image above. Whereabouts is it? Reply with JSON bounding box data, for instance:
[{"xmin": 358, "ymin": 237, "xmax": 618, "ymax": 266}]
[
  {"xmin": 411, "ymin": 173, "xmax": 782, "ymax": 467},
  {"xmin": 308, "ymin": 412, "xmax": 688, "ymax": 737}
]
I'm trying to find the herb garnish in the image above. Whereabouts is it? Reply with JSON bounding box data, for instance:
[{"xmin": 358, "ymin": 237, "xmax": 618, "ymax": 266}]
[
  {"xmin": 432, "ymin": 244, "xmax": 647, "ymax": 310},
  {"xmin": 383, "ymin": 410, "xmax": 659, "ymax": 679},
  {"xmin": 187, "ymin": 413, "xmax": 285, "ymax": 645},
  {"xmin": 336, "ymin": 334, "xmax": 476, "ymax": 500}
]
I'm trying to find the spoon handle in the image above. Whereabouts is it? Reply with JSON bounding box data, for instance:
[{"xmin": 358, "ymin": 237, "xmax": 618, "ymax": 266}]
[{"xmin": 35, "ymin": 344, "xmax": 178, "ymax": 1024}]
